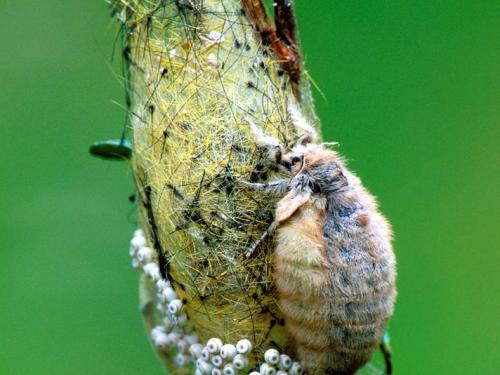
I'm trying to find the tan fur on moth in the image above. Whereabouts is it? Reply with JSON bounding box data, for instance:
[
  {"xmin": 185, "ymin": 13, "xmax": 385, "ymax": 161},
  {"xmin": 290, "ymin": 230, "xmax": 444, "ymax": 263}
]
[{"xmin": 241, "ymin": 128, "xmax": 396, "ymax": 375}]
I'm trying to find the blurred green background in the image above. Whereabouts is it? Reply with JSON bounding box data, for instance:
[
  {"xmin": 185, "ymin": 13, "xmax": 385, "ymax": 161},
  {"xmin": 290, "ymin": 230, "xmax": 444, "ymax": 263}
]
[{"xmin": 0, "ymin": 1, "xmax": 498, "ymax": 374}]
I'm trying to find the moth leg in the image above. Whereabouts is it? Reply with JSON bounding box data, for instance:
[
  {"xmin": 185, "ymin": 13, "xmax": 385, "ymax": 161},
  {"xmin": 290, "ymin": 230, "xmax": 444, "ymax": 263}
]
[
  {"xmin": 244, "ymin": 117, "xmax": 292, "ymax": 171},
  {"xmin": 246, "ymin": 221, "xmax": 278, "ymax": 258},
  {"xmin": 238, "ymin": 179, "xmax": 289, "ymax": 197},
  {"xmin": 238, "ymin": 178, "xmax": 286, "ymax": 258},
  {"xmin": 379, "ymin": 331, "xmax": 393, "ymax": 374}
]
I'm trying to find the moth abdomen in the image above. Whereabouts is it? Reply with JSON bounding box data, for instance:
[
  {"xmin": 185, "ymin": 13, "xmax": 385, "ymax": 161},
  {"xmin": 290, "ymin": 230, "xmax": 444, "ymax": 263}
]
[{"xmin": 269, "ymin": 173, "xmax": 395, "ymax": 374}]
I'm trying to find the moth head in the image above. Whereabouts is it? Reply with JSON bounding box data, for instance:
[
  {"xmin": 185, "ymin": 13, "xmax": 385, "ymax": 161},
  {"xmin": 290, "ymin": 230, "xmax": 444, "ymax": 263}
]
[{"xmin": 287, "ymin": 144, "xmax": 348, "ymax": 193}]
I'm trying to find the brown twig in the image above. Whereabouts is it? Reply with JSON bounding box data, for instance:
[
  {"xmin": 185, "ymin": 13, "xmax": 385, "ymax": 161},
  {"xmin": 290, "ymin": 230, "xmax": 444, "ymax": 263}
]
[{"xmin": 241, "ymin": 0, "xmax": 302, "ymax": 100}]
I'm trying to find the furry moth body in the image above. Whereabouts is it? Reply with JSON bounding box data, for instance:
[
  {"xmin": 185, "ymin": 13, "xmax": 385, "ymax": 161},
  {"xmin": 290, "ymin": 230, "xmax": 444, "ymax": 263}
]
[{"xmin": 242, "ymin": 119, "xmax": 396, "ymax": 375}]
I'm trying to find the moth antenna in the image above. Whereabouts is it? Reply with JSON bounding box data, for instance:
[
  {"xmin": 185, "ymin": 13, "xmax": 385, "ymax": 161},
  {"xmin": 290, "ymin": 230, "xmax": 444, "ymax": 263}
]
[
  {"xmin": 287, "ymin": 97, "xmax": 318, "ymax": 142},
  {"xmin": 293, "ymin": 154, "xmax": 306, "ymax": 178}
]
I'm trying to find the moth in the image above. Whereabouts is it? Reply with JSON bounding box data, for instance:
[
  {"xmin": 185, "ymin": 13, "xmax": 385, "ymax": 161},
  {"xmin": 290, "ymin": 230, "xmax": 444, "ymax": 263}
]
[{"xmin": 239, "ymin": 103, "xmax": 397, "ymax": 375}]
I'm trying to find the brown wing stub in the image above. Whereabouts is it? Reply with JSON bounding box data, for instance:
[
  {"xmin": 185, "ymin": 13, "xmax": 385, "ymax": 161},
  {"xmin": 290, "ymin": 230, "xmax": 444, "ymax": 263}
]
[{"xmin": 241, "ymin": 0, "xmax": 302, "ymax": 101}]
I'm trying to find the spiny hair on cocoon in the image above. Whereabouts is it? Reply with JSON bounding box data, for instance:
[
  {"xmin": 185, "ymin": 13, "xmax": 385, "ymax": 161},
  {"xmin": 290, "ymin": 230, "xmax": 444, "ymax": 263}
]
[{"xmin": 111, "ymin": 0, "xmax": 320, "ymax": 367}]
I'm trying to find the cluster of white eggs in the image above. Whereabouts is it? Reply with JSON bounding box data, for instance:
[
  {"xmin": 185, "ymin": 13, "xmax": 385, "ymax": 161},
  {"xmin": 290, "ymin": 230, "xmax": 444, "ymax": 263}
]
[
  {"xmin": 192, "ymin": 338, "xmax": 251, "ymax": 374},
  {"xmin": 129, "ymin": 229, "xmax": 303, "ymax": 374},
  {"xmin": 251, "ymin": 350, "xmax": 303, "ymax": 375},
  {"xmin": 192, "ymin": 338, "xmax": 303, "ymax": 375},
  {"xmin": 130, "ymin": 229, "xmax": 197, "ymax": 367}
]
